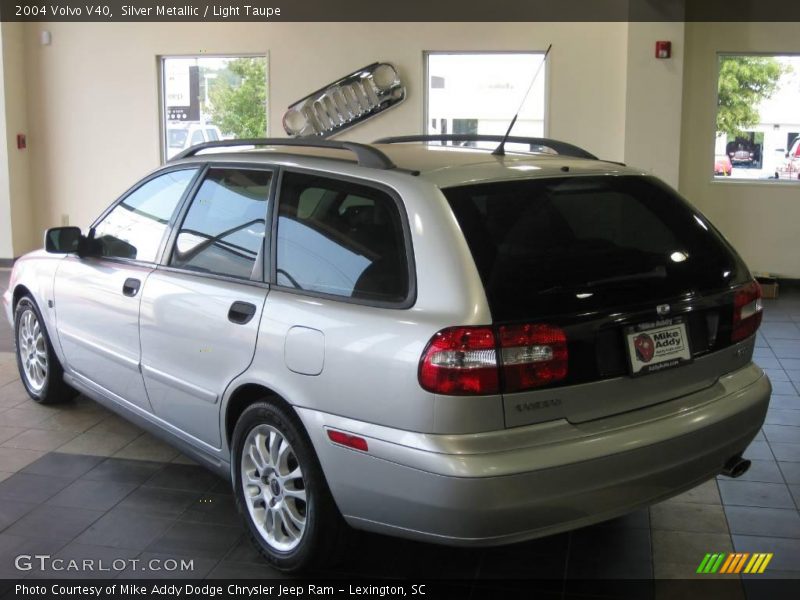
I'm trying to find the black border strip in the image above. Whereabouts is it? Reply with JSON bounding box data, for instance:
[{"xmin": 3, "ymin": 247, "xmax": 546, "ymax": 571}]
[{"xmin": 3, "ymin": 0, "xmax": 800, "ymax": 22}]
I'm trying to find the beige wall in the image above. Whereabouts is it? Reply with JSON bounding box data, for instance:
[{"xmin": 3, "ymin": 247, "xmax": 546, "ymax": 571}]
[
  {"xmin": 7, "ymin": 21, "xmax": 796, "ymax": 276},
  {"xmin": 16, "ymin": 21, "xmax": 630, "ymax": 254},
  {"xmin": 0, "ymin": 24, "xmax": 13, "ymax": 259},
  {"xmin": 680, "ymin": 22, "xmax": 800, "ymax": 278},
  {"xmin": 625, "ymin": 22, "xmax": 685, "ymax": 188},
  {"xmin": 2, "ymin": 23, "xmax": 35, "ymax": 257}
]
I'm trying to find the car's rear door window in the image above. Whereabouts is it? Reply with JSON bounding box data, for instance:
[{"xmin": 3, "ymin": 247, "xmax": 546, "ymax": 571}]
[
  {"xmin": 275, "ymin": 172, "xmax": 409, "ymax": 303},
  {"xmin": 170, "ymin": 168, "xmax": 272, "ymax": 280},
  {"xmin": 443, "ymin": 175, "xmax": 745, "ymax": 321}
]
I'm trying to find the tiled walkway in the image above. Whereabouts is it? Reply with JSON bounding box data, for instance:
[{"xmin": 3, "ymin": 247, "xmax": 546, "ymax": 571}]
[{"xmin": 0, "ymin": 268, "xmax": 798, "ymax": 586}]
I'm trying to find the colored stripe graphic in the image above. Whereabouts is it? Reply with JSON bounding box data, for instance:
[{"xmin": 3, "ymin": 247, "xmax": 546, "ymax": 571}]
[
  {"xmin": 743, "ymin": 553, "xmax": 774, "ymax": 574},
  {"xmin": 745, "ymin": 554, "xmax": 761, "ymax": 573},
  {"xmin": 697, "ymin": 553, "xmax": 713, "ymax": 573},
  {"xmin": 720, "ymin": 553, "xmax": 736, "ymax": 573},
  {"xmin": 720, "ymin": 553, "xmax": 737, "ymax": 573},
  {"xmin": 702, "ymin": 553, "xmax": 725, "ymax": 573},
  {"xmin": 700, "ymin": 552, "xmax": 775, "ymax": 574},
  {"xmin": 732, "ymin": 553, "xmax": 749, "ymax": 573}
]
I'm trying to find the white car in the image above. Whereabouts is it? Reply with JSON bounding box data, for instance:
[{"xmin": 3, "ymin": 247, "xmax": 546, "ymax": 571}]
[{"xmin": 166, "ymin": 123, "xmax": 223, "ymax": 159}]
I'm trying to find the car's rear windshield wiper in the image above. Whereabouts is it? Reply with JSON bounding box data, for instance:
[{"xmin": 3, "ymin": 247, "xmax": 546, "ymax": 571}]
[{"xmin": 538, "ymin": 265, "xmax": 667, "ymax": 295}]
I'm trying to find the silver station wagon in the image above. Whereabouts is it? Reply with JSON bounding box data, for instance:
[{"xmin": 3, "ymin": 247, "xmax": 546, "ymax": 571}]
[{"xmin": 2, "ymin": 135, "xmax": 771, "ymax": 571}]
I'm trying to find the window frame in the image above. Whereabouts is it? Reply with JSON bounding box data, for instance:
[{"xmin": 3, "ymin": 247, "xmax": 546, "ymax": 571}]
[
  {"xmin": 268, "ymin": 167, "xmax": 418, "ymax": 310},
  {"xmin": 157, "ymin": 162, "xmax": 279, "ymax": 287},
  {"xmin": 422, "ymin": 50, "xmax": 550, "ymax": 138},
  {"xmin": 711, "ymin": 51, "xmax": 800, "ymax": 187},
  {"xmin": 157, "ymin": 53, "xmax": 270, "ymax": 164},
  {"xmin": 87, "ymin": 165, "xmax": 204, "ymax": 268}
]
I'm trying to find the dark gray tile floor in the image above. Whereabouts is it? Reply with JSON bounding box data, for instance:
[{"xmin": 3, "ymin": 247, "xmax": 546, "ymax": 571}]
[{"xmin": 0, "ymin": 268, "xmax": 799, "ymax": 585}]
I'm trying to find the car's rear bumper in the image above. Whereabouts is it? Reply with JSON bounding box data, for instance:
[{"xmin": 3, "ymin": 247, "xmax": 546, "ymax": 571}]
[{"xmin": 298, "ymin": 361, "xmax": 770, "ymax": 546}]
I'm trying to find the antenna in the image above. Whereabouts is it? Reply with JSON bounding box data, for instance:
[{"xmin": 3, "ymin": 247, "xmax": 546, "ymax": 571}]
[{"xmin": 492, "ymin": 44, "xmax": 553, "ymax": 157}]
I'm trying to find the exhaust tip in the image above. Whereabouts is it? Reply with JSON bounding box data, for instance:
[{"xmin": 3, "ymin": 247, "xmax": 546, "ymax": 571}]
[{"xmin": 722, "ymin": 455, "xmax": 752, "ymax": 478}]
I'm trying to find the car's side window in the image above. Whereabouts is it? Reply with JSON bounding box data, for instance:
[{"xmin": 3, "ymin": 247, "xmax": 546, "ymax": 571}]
[
  {"xmin": 276, "ymin": 172, "xmax": 409, "ymax": 303},
  {"xmin": 170, "ymin": 168, "xmax": 272, "ymax": 280},
  {"xmin": 92, "ymin": 168, "xmax": 198, "ymax": 263}
]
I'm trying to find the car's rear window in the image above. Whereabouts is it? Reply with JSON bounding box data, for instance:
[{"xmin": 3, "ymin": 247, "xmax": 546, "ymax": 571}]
[{"xmin": 443, "ymin": 175, "xmax": 746, "ymax": 321}]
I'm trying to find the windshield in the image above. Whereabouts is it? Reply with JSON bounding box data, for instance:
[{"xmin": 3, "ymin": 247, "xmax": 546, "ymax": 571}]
[{"xmin": 443, "ymin": 175, "xmax": 747, "ymax": 321}]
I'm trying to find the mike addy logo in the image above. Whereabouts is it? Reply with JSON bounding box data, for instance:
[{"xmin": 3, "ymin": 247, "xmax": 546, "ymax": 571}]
[{"xmin": 697, "ymin": 552, "xmax": 773, "ymax": 574}]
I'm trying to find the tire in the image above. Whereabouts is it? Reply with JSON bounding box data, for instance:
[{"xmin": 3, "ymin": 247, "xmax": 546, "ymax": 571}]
[
  {"xmin": 232, "ymin": 401, "xmax": 349, "ymax": 572},
  {"xmin": 14, "ymin": 295, "xmax": 77, "ymax": 404}
]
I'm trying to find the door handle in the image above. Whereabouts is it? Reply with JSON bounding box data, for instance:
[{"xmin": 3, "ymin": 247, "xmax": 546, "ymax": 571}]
[
  {"xmin": 228, "ymin": 301, "xmax": 257, "ymax": 325},
  {"xmin": 122, "ymin": 278, "xmax": 141, "ymax": 297}
]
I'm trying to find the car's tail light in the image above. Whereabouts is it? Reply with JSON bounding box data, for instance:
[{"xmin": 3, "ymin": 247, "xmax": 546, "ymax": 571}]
[
  {"xmin": 419, "ymin": 324, "xmax": 568, "ymax": 395},
  {"xmin": 498, "ymin": 324, "xmax": 568, "ymax": 392},
  {"xmin": 418, "ymin": 327, "xmax": 499, "ymax": 395},
  {"xmin": 732, "ymin": 280, "xmax": 763, "ymax": 342}
]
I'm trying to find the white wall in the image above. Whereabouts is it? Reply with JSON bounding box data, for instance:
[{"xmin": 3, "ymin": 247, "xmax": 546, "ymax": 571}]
[
  {"xmin": 15, "ymin": 21, "xmax": 628, "ymax": 253},
  {"xmin": 625, "ymin": 22, "xmax": 685, "ymax": 188},
  {"xmin": 680, "ymin": 22, "xmax": 800, "ymax": 278}
]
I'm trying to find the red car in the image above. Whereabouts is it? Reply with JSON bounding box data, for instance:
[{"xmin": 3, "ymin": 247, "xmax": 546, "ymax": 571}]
[
  {"xmin": 775, "ymin": 138, "xmax": 800, "ymax": 180},
  {"xmin": 715, "ymin": 154, "xmax": 732, "ymax": 176}
]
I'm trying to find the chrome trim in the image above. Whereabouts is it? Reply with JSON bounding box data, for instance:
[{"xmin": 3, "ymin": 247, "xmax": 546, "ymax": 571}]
[{"xmin": 283, "ymin": 63, "xmax": 406, "ymax": 138}]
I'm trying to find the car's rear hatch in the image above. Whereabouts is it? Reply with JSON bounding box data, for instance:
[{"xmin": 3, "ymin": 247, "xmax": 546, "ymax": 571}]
[{"xmin": 442, "ymin": 174, "xmax": 760, "ymax": 426}]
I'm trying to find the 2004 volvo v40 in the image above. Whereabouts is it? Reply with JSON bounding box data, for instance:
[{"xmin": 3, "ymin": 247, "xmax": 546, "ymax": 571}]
[{"xmin": 3, "ymin": 135, "xmax": 771, "ymax": 571}]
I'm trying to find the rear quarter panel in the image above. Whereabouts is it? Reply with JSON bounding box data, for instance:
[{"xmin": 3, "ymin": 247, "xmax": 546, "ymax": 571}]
[{"xmin": 220, "ymin": 171, "xmax": 497, "ymax": 455}]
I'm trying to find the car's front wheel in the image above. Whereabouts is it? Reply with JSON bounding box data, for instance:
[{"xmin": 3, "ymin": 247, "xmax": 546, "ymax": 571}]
[
  {"xmin": 232, "ymin": 401, "xmax": 348, "ymax": 572},
  {"xmin": 14, "ymin": 296, "xmax": 77, "ymax": 404}
]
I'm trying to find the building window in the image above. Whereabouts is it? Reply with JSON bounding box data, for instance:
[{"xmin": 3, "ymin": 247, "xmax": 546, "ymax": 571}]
[
  {"xmin": 714, "ymin": 54, "xmax": 800, "ymax": 182},
  {"xmin": 425, "ymin": 52, "xmax": 546, "ymax": 150},
  {"xmin": 160, "ymin": 55, "xmax": 267, "ymax": 162}
]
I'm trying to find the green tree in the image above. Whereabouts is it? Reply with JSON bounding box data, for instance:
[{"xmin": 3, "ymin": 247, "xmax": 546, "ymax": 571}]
[
  {"xmin": 209, "ymin": 58, "xmax": 267, "ymax": 138},
  {"xmin": 717, "ymin": 56, "xmax": 785, "ymax": 138}
]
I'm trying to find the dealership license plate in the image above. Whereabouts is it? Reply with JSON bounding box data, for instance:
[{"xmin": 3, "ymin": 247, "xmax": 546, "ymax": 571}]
[{"xmin": 625, "ymin": 319, "xmax": 692, "ymax": 376}]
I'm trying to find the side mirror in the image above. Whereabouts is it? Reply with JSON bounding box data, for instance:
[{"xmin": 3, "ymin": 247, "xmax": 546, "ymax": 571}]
[{"xmin": 44, "ymin": 227, "xmax": 83, "ymax": 254}]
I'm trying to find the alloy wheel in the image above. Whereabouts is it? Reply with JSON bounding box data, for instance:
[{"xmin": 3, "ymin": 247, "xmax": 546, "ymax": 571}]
[
  {"xmin": 240, "ymin": 424, "xmax": 308, "ymax": 552},
  {"xmin": 17, "ymin": 309, "xmax": 47, "ymax": 393}
]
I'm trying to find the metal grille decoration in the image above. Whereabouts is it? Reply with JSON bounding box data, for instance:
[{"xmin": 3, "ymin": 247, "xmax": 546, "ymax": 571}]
[{"xmin": 283, "ymin": 63, "xmax": 406, "ymax": 138}]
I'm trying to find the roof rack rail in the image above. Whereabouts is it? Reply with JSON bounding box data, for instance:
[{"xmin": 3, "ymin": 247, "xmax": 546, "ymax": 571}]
[
  {"xmin": 170, "ymin": 138, "xmax": 397, "ymax": 170},
  {"xmin": 373, "ymin": 135, "xmax": 597, "ymax": 160}
]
